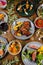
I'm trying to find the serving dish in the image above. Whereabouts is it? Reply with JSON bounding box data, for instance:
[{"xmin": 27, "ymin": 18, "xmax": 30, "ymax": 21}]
[
  {"xmin": 16, "ymin": 0, "xmax": 34, "ymax": 16},
  {"xmin": 22, "ymin": 41, "xmax": 43, "ymax": 65},
  {"xmin": 0, "ymin": 0, "xmax": 7, "ymax": 9},
  {"xmin": 11, "ymin": 18, "xmax": 35, "ymax": 40},
  {"xmin": 37, "ymin": 4, "xmax": 43, "ymax": 18},
  {"xmin": 34, "ymin": 17, "xmax": 43, "ymax": 28},
  {"xmin": 0, "ymin": 36, "xmax": 8, "ymax": 59},
  {"xmin": 0, "ymin": 11, "xmax": 8, "ymax": 23},
  {"xmin": 7, "ymin": 40, "xmax": 22, "ymax": 55}
]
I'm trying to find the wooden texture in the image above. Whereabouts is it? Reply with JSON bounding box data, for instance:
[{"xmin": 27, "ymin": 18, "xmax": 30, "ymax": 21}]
[{"xmin": 0, "ymin": 0, "xmax": 43, "ymax": 65}]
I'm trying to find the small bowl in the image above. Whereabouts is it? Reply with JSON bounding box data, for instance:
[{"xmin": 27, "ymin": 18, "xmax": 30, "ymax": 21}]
[
  {"xmin": 34, "ymin": 17, "xmax": 43, "ymax": 28},
  {"xmin": 0, "ymin": 0, "xmax": 7, "ymax": 9},
  {"xmin": 7, "ymin": 40, "xmax": 22, "ymax": 55}
]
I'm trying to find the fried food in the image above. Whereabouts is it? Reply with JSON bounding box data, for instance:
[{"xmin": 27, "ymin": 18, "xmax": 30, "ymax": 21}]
[{"xmin": 14, "ymin": 21, "xmax": 31, "ymax": 36}]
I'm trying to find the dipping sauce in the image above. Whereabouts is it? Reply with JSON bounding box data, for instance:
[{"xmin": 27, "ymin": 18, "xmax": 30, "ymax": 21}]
[{"xmin": 35, "ymin": 18, "xmax": 43, "ymax": 28}]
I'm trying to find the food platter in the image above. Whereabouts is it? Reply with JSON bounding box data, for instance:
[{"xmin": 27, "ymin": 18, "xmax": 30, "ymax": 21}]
[
  {"xmin": 16, "ymin": 0, "xmax": 35, "ymax": 16},
  {"xmin": 0, "ymin": 36, "xmax": 8, "ymax": 59},
  {"xmin": 22, "ymin": 42, "xmax": 43, "ymax": 65},
  {"xmin": 11, "ymin": 18, "xmax": 35, "ymax": 40}
]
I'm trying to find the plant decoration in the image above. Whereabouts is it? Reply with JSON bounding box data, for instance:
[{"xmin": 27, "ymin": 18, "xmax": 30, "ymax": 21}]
[
  {"xmin": 6, "ymin": 0, "xmax": 18, "ymax": 24},
  {"xmin": 2, "ymin": 56, "xmax": 19, "ymax": 65},
  {"xmin": 1, "ymin": 56, "xmax": 22, "ymax": 65}
]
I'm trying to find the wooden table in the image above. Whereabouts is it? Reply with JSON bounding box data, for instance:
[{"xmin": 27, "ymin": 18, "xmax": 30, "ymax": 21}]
[{"xmin": 0, "ymin": 0, "xmax": 43, "ymax": 65}]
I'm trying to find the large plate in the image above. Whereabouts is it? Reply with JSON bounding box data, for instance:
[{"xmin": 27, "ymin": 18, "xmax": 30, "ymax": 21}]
[
  {"xmin": 0, "ymin": 11, "xmax": 8, "ymax": 23},
  {"xmin": 16, "ymin": 0, "xmax": 35, "ymax": 16},
  {"xmin": 11, "ymin": 18, "xmax": 35, "ymax": 40},
  {"xmin": 0, "ymin": 36, "xmax": 8, "ymax": 59},
  {"xmin": 22, "ymin": 41, "xmax": 43, "ymax": 65}
]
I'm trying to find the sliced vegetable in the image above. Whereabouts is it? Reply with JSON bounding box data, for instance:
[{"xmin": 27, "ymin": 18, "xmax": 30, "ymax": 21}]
[{"xmin": 0, "ymin": 49, "xmax": 4, "ymax": 56}]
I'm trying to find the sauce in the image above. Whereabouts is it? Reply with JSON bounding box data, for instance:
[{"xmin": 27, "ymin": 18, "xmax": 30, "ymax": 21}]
[{"xmin": 35, "ymin": 19, "xmax": 43, "ymax": 28}]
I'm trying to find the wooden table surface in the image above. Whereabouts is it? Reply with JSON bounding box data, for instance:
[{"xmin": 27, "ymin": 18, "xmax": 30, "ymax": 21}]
[{"xmin": 0, "ymin": 0, "xmax": 43, "ymax": 65}]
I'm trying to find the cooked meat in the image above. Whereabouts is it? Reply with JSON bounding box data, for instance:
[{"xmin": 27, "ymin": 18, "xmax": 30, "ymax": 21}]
[
  {"xmin": 14, "ymin": 21, "xmax": 31, "ymax": 36},
  {"xmin": 20, "ymin": 24, "xmax": 31, "ymax": 36},
  {"xmin": 20, "ymin": 26, "xmax": 27, "ymax": 34},
  {"xmin": 23, "ymin": 21, "xmax": 30, "ymax": 26},
  {"xmin": 23, "ymin": 21, "xmax": 30, "ymax": 30},
  {"xmin": 25, "ymin": 31, "xmax": 31, "ymax": 36},
  {"xmin": 29, "ymin": 45, "xmax": 38, "ymax": 50},
  {"xmin": 20, "ymin": 26, "xmax": 26, "ymax": 31},
  {"xmin": 32, "ymin": 51, "xmax": 37, "ymax": 61}
]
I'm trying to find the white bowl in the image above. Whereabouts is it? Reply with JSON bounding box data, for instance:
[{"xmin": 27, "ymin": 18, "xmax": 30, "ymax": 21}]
[
  {"xmin": 0, "ymin": 0, "xmax": 7, "ymax": 9},
  {"xmin": 7, "ymin": 40, "xmax": 22, "ymax": 55}
]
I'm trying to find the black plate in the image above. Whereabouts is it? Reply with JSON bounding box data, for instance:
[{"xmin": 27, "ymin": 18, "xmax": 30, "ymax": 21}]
[{"xmin": 16, "ymin": 0, "xmax": 35, "ymax": 16}]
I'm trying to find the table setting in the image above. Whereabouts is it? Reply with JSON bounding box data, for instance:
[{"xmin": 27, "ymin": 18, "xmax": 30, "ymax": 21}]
[{"xmin": 0, "ymin": 0, "xmax": 43, "ymax": 65}]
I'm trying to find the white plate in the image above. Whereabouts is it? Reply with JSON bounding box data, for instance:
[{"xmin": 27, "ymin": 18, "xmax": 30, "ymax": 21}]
[
  {"xmin": 37, "ymin": 4, "xmax": 43, "ymax": 17},
  {"xmin": 22, "ymin": 41, "xmax": 43, "ymax": 65},
  {"xmin": 0, "ymin": 36, "xmax": 8, "ymax": 59},
  {"xmin": 0, "ymin": 11, "xmax": 8, "ymax": 23},
  {"xmin": 11, "ymin": 18, "xmax": 35, "ymax": 40}
]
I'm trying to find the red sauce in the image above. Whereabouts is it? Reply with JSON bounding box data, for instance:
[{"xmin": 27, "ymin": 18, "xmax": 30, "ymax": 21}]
[{"xmin": 35, "ymin": 19, "xmax": 43, "ymax": 28}]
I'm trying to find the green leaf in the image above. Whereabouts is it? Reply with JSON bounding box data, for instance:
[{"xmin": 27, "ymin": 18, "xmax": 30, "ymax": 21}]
[{"xmin": 2, "ymin": 45, "xmax": 6, "ymax": 50}]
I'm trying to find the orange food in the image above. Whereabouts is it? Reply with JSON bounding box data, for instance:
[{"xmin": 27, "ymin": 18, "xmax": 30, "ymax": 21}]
[
  {"xmin": 8, "ymin": 41, "xmax": 21, "ymax": 54},
  {"xmin": 13, "ymin": 47, "xmax": 17, "ymax": 53},
  {"xmin": 8, "ymin": 47, "xmax": 13, "ymax": 52},
  {"xmin": 36, "ymin": 19, "xmax": 43, "ymax": 28},
  {"xmin": 11, "ymin": 44, "xmax": 14, "ymax": 48},
  {"xmin": 0, "ymin": 49, "xmax": 4, "ymax": 56}
]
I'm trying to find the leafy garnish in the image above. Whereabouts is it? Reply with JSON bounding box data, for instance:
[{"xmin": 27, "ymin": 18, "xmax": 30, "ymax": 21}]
[{"xmin": 2, "ymin": 45, "xmax": 6, "ymax": 50}]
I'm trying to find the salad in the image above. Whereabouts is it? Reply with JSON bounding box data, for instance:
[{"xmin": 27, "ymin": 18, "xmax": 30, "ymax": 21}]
[
  {"xmin": 22, "ymin": 43, "xmax": 43, "ymax": 65},
  {"xmin": 0, "ymin": 36, "xmax": 8, "ymax": 59}
]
